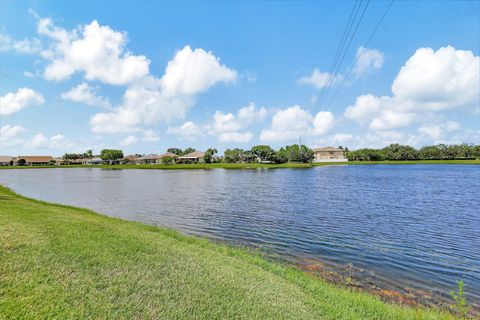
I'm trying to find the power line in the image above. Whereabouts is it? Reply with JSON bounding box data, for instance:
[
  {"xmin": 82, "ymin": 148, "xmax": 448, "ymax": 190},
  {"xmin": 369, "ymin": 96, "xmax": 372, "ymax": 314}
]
[
  {"xmin": 314, "ymin": 0, "xmax": 370, "ymax": 115},
  {"xmin": 326, "ymin": 0, "xmax": 394, "ymax": 107},
  {"xmin": 315, "ymin": 0, "xmax": 361, "ymax": 109}
]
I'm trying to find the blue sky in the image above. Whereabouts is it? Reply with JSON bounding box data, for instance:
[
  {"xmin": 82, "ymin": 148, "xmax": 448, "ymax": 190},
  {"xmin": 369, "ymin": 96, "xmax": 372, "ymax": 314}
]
[{"xmin": 1, "ymin": 0, "xmax": 479, "ymax": 156}]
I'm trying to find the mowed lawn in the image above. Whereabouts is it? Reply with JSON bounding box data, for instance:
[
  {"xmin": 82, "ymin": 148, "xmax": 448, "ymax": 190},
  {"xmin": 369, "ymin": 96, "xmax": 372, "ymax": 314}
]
[{"xmin": 0, "ymin": 186, "xmax": 454, "ymax": 319}]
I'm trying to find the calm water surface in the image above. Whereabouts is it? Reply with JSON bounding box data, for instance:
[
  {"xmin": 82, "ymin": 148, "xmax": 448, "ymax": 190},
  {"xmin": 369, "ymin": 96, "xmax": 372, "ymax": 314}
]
[{"xmin": 1, "ymin": 165, "xmax": 479, "ymax": 305}]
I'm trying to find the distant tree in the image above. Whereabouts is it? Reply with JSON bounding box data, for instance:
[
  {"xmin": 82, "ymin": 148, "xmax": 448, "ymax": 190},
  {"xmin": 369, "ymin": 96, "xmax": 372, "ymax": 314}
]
[
  {"xmin": 382, "ymin": 144, "xmax": 418, "ymax": 160},
  {"xmin": 300, "ymin": 145, "xmax": 314, "ymax": 162},
  {"xmin": 183, "ymin": 147, "xmax": 196, "ymax": 155},
  {"xmin": 473, "ymin": 145, "xmax": 480, "ymax": 159},
  {"xmin": 347, "ymin": 149, "xmax": 384, "ymax": 161},
  {"xmin": 162, "ymin": 156, "xmax": 174, "ymax": 164},
  {"xmin": 251, "ymin": 145, "xmax": 276, "ymax": 162},
  {"xmin": 203, "ymin": 148, "xmax": 218, "ymax": 163},
  {"xmin": 100, "ymin": 149, "xmax": 124, "ymax": 164},
  {"xmin": 277, "ymin": 144, "xmax": 314, "ymax": 163},
  {"xmin": 17, "ymin": 159, "xmax": 26, "ymax": 166},
  {"xmin": 167, "ymin": 148, "xmax": 183, "ymax": 156},
  {"xmin": 419, "ymin": 145, "xmax": 442, "ymax": 160},
  {"xmin": 49, "ymin": 159, "xmax": 56, "ymax": 166},
  {"xmin": 347, "ymin": 143, "xmax": 480, "ymax": 161},
  {"xmin": 9, "ymin": 160, "xmax": 13, "ymax": 166},
  {"xmin": 224, "ymin": 148, "xmax": 243, "ymax": 163},
  {"xmin": 86, "ymin": 149, "xmax": 93, "ymax": 162},
  {"xmin": 242, "ymin": 150, "xmax": 256, "ymax": 163}
]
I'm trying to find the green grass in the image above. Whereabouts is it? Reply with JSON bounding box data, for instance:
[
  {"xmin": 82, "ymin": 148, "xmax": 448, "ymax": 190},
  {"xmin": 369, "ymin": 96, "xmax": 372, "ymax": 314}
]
[
  {"xmin": 1, "ymin": 159, "xmax": 479, "ymax": 170},
  {"xmin": 0, "ymin": 186, "xmax": 454, "ymax": 319}
]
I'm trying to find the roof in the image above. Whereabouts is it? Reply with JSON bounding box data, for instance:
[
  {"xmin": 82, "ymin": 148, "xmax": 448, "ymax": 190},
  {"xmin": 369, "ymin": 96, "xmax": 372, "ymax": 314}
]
[
  {"xmin": 312, "ymin": 147, "xmax": 343, "ymax": 152},
  {"xmin": 137, "ymin": 154, "xmax": 162, "ymax": 160},
  {"xmin": 179, "ymin": 151, "xmax": 204, "ymax": 159},
  {"xmin": 124, "ymin": 154, "xmax": 139, "ymax": 161},
  {"xmin": 0, "ymin": 156, "xmax": 13, "ymax": 162},
  {"xmin": 17, "ymin": 156, "xmax": 54, "ymax": 162},
  {"xmin": 159, "ymin": 152, "xmax": 178, "ymax": 158}
]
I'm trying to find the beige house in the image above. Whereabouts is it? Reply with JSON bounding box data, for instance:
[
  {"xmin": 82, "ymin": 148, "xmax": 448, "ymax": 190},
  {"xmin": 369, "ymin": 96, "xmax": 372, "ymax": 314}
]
[
  {"xmin": 178, "ymin": 151, "xmax": 205, "ymax": 164},
  {"xmin": 123, "ymin": 154, "xmax": 140, "ymax": 164},
  {"xmin": 0, "ymin": 156, "xmax": 14, "ymax": 166},
  {"xmin": 135, "ymin": 152, "xmax": 178, "ymax": 164},
  {"xmin": 17, "ymin": 156, "xmax": 54, "ymax": 165},
  {"xmin": 312, "ymin": 147, "xmax": 347, "ymax": 162}
]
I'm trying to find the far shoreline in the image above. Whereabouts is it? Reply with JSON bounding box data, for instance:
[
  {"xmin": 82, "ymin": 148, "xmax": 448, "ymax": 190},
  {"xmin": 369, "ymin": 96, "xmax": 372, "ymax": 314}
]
[{"xmin": 1, "ymin": 159, "xmax": 479, "ymax": 170}]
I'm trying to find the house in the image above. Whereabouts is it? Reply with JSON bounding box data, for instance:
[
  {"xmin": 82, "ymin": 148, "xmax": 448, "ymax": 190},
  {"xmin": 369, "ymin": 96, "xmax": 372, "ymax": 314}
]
[
  {"xmin": 158, "ymin": 152, "xmax": 178, "ymax": 163},
  {"xmin": 85, "ymin": 157, "xmax": 105, "ymax": 165},
  {"xmin": 312, "ymin": 147, "xmax": 347, "ymax": 162},
  {"xmin": 135, "ymin": 154, "xmax": 161, "ymax": 164},
  {"xmin": 53, "ymin": 157, "xmax": 64, "ymax": 165},
  {"xmin": 16, "ymin": 156, "xmax": 54, "ymax": 166},
  {"xmin": 135, "ymin": 152, "xmax": 178, "ymax": 164},
  {"xmin": 177, "ymin": 151, "xmax": 205, "ymax": 164},
  {"xmin": 0, "ymin": 156, "xmax": 14, "ymax": 166},
  {"xmin": 122, "ymin": 154, "xmax": 139, "ymax": 164}
]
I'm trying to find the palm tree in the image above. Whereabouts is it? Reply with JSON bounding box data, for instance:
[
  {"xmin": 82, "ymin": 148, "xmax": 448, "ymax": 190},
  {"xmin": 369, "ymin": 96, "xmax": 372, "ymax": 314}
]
[{"xmin": 86, "ymin": 149, "xmax": 93, "ymax": 164}]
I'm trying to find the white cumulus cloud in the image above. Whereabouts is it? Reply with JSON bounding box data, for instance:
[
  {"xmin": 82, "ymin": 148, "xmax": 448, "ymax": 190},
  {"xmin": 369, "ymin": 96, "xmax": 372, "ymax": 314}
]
[
  {"xmin": 161, "ymin": 46, "xmax": 237, "ymax": 97},
  {"xmin": 167, "ymin": 121, "xmax": 204, "ymax": 139},
  {"xmin": 0, "ymin": 124, "xmax": 27, "ymax": 147},
  {"xmin": 26, "ymin": 133, "xmax": 76, "ymax": 150},
  {"xmin": 218, "ymin": 131, "xmax": 254, "ymax": 143},
  {"xmin": 298, "ymin": 68, "xmax": 342, "ymax": 89},
  {"xmin": 142, "ymin": 129, "xmax": 160, "ymax": 142},
  {"xmin": 119, "ymin": 135, "xmax": 138, "ymax": 146},
  {"xmin": 0, "ymin": 88, "xmax": 44, "ymax": 115},
  {"xmin": 353, "ymin": 47, "xmax": 384, "ymax": 76},
  {"xmin": 210, "ymin": 102, "xmax": 266, "ymax": 137},
  {"xmin": 61, "ymin": 83, "xmax": 111, "ymax": 109},
  {"xmin": 260, "ymin": 105, "xmax": 335, "ymax": 142},
  {"xmin": 0, "ymin": 32, "xmax": 41, "ymax": 54},
  {"xmin": 344, "ymin": 46, "xmax": 479, "ymax": 131},
  {"xmin": 38, "ymin": 19, "xmax": 150, "ymax": 85},
  {"xmin": 90, "ymin": 46, "xmax": 237, "ymax": 133}
]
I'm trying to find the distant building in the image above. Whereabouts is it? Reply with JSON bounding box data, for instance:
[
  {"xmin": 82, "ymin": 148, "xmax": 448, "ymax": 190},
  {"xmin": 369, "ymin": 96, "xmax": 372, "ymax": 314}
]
[
  {"xmin": 135, "ymin": 152, "xmax": 178, "ymax": 164},
  {"xmin": 312, "ymin": 147, "xmax": 347, "ymax": 162},
  {"xmin": 0, "ymin": 156, "xmax": 14, "ymax": 166},
  {"xmin": 17, "ymin": 156, "xmax": 54, "ymax": 166},
  {"xmin": 84, "ymin": 157, "xmax": 105, "ymax": 165},
  {"xmin": 178, "ymin": 151, "xmax": 205, "ymax": 164},
  {"xmin": 53, "ymin": 157, "xmax": 64, "ymax": 165},
  {"xmin": 123, "ymin": 154, "xmax": 140, "ymax": 164}
]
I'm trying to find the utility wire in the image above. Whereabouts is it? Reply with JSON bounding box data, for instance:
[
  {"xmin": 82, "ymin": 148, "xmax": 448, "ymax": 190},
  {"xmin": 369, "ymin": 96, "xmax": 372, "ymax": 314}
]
[
  {"xmin": 326, "ymin": 0, "xmax": 394, "ymax": 107},
  {"xmin": 315, "ymin": 0, "xmax": 361, "ymax": 109},
  {"xmin": 314, "ymin": 0, "xmax": 370, "ymax": 115}
]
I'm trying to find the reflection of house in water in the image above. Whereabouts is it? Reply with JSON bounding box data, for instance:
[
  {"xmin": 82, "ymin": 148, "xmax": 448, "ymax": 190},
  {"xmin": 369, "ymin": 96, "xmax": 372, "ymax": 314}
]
[{"xmin": 312, "ymin": 147, "xmax": 347, "ymax": 162}]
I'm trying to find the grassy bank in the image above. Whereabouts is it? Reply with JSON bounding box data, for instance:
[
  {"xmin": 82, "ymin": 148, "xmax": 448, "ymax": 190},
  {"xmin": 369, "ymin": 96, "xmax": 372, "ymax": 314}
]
[
  {"xmin": 0, "ymin": 186, "xmax": 454, "ymax": 319},
  {"xmin": 1, "ymin": 159, "xmax": 479, "ymax": 170}
]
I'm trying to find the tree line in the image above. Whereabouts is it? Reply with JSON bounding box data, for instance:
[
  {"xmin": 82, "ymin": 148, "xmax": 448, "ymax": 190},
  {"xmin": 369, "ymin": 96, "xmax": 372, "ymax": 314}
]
[
  {"xmin": 168, "ymin": 145, "xmax": 315, "ymax": 164},
  {"xmin": 347, "ymin": 144, "xmax": 480, "ymax": 161},
  {"xmin": 63, "ymin": 143, "xmax": 480, "ymax": 164},
  {"xmin": 89, "ymin": 145, "xmax": 315, "ymax": 164},
  {"xmin": 222, "ymin": 145, "xmax": 314, "ymax": 163}
]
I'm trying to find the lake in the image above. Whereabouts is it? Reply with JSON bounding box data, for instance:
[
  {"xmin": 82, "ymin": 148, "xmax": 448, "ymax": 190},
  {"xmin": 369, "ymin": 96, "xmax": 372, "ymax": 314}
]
[{"xmin": 1, "ymin": 165, "xmax": 479, "ymax": 306}]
